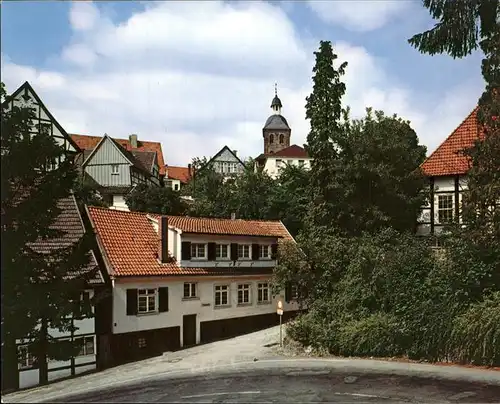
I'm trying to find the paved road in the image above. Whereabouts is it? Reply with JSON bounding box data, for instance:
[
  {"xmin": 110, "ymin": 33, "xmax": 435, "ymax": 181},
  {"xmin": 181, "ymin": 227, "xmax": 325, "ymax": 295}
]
[
  {"xmin": 51, "ymin": 369, "xmax": 500, "ymax": 403},
  {"xmin": 4, "ymin": 326, "xmax": 500, "ymax": 403}
]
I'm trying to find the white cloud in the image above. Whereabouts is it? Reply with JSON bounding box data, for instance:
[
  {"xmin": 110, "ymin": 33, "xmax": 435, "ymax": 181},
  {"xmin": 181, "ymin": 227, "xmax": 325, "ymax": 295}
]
[
  {"xmin": 308, "ymin": 0, "xmax": 410, "ymax": 32},
  {"xmin": 69, "ymin": 1, "xmax": 100, "ymax": 31},
  {"xmin": 1, "ymin": 1, "xmax": 482, "ymax": 166}
]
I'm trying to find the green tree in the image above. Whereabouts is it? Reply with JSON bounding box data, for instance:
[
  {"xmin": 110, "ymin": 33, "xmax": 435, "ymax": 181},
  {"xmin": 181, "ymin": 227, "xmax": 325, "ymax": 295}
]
[
  {"xmin": 1, "ymin": 83, "xmax": 95, "ymax": 389},
  {"xmin": 125, "ymin": 183, "xmax": 187, "ymax": 215},
  {"xmin": 269, "ymin": 164, "xmax": 310, "ymax": 237},
  {"xmin": 305, "ymin": 40, "xmax": 348, "ymax": 231},
  {"xmin": 332, "ymin": 108, "xmax": 427, "ymax": 236}
]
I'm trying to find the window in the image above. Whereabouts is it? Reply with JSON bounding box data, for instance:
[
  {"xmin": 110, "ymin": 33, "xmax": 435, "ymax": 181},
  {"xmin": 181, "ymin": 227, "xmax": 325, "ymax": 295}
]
[
  {"xmin": 215, "ymin": 285, "xmax": 229, "ymax": 307},
  {"xmin": 291, "ymin": 285, "xmax": 299, "ymax": 300},
  {"xmin": 298, "ymin": 160, "xmax": 305, "ymax": 166},
  {"xmin": 275, "ymin": 159, "xmax": 282, "ymax": 167},
  {"xmin": 259, "ymin": 245, "xmax": 272, "ymax": 259},
  {"xmin": 138, "ymin": 337, "xmax": 147, "ymax": 349},
  {"xmin": 216, "ymin": 243, "xmax": 230, "ymax": 260},
  {"xmin": 191, "ymin": 243, "xmax": 207, "ymax": 259},
  {"xmin": 111, "ymin": 164, "xmax": 119, "ymax": 175},
  {"xmin": 184, "ymin": 282, "xmax": 197, "ymax": 299},
  {"xmin": 174, "ymin": 183, "xmax": 179, "ymax": 191},
  {"xmin": 39, "ymin": 122, "xmax": 51, "ymax": 135},
  {"xmin": 76, "ymin": 336, "xmax": 95, "ymax": 356},
  {"xmin": 438, "ymin": 194, "xmax": 454, "ymax": 223},
  {"xmin": 269, "ymin": 134, "xmax": 274, "ymax": 143},
  {"xmin": 18, "ymin": 345, "xmax": 35, "ymax": 369},
  {"xmin": 238, "ymin": 244, "xmax": 251, "ymax": 260},
  {"xmin": 258, "ymin": 283, "xmax": 271, "ymax": 303},
  {"xmin": 279, "ymin": 134, "xmax": 284, "ymax": 144},
  {"xmin": 288, "ymin": 160, "xmax": 293, "ymax": 165},
  {"xmin": 138, "ymin": 289, "xmax": 157, "ymax": 314},
  {"xmin": 238, "ymin": 284, "xmax": 251, "ymax": 305}
]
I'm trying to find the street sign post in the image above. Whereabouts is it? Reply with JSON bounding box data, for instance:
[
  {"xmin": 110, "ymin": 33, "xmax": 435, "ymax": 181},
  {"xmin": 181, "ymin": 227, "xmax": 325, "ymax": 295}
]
[{"xmin": 277, "ymin": 300, "xmax": 284, "ymax": 347}]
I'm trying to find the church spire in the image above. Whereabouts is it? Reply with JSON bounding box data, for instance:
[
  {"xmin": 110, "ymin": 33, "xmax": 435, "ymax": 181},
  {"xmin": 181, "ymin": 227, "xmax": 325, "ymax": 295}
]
[{"xmin": 270, "ymin": 83, "xmax": 282, "ymax": 115}]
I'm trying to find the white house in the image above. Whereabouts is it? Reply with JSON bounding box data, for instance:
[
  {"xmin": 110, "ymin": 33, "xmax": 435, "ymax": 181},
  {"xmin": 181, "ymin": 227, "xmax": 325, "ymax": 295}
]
[
  {"xmin": 417, "ymin": 107, "xmax": 481, "ymax": 244},
  {"xmin": 86, "ymin": 207, "xmax": 300, "ymax": 365},
  {"xmin": 255, "ymin": 144, "xmax": 312, "ymax": 179},
  {"xmin": 4, "ymin": 82, "xmax": 106, "ymax": 391}
]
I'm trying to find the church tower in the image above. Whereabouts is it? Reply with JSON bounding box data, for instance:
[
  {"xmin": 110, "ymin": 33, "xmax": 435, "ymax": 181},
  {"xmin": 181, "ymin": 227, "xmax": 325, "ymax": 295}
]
[{"xmin": 262, "ymin": 84, "xmax": 291, "ymax": 154}]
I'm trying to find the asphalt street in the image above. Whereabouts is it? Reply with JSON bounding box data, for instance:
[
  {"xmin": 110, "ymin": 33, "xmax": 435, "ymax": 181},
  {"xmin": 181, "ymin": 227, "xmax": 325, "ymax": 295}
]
[{"xmin": 50, "ymin": 369, "xmax": 500, "ymax": 403}]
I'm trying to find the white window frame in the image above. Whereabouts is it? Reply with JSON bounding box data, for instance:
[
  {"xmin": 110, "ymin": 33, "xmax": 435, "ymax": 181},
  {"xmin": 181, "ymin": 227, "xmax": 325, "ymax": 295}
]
[
  {"xmin": 183, "ymin": 282, "xmax": 197, "ymax": 299},
  {"xmin": 237, "ymin": 284, "xmax": 251, "ymax": 305},
  {"xmin": 237, "ymin": 244, "xmax": 252, "ymax": 260},
  {"xmin": 191, "ymin": 243, "xmax": 207, "ymax": 260},
  {"xmin": 18, "ymin": 345, "xmax": 35, "ymax": 369},
  {"xmin": 76, "ymin": 336, "xmax": 95, "ymax": 356},
  {"xmin": 298, "ymin": 159, "xmax": 305, "ymax": 166},
  {"xmin": 111, "ymin": 164, "xmax": 119, "ymax": 175},
  {"xmin": 275, "ymin": 159, "xmax": 282, "ymax": 167},
  {"xmin": 137, "ymin": 288, "xmax": 157, "ymax": 314},
  {"xmin": 291, "ymin": 285, "xmax": 299, "ymax": 301},
  {"xmin": 258, "ymin": 282, "xmax": 271, "ymax": 303},
  {"xmin": 214, "ymin": 285, "xmax": 230, "ymax": 307},
  {"xmin": 216, "ymin": 243, "xmax": 230, "ymax": 260},
  {"xmin": 259, "ymin": 245, "xmax": 272, "ymax": 260},
  {"xmin": 438, "ymin": 194, "xmax": 454, "ymax": 224}
]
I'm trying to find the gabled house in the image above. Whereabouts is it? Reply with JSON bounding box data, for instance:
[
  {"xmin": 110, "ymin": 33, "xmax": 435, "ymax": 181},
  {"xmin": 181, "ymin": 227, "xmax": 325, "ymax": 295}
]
[
  {"xmin": 75, "ymin": 134, "xmax": 161, "ymax": 211},
  {"xmin": 200, "ymin": 145, "xmax": 246, "ymax": 179},
  {"xmin": 254, "ymin": 144, "xmax": 312, "ymax": 179},
  {"xmin": 86, "ymin": 207, "xmax": 300, "ymax": 366},
  {"xmin": 166, "ymin": 165, "xmax": 193, "ymax": 191},
  {"xmin": 3, "ymin": 82, "xmax": 107, "ymax": 391},
  {"xmin": 417, "ymin": 107, "xmax": 483, "ymax": 242}
]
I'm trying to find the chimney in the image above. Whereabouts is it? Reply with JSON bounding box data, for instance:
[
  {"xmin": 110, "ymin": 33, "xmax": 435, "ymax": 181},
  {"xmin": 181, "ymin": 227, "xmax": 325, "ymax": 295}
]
[
  {"xmin": 158, "ymin": 216, "xmax": 169, "ymax": 263},
  {"xmin": 233, "ymin": 150, "xmax": 238, "ymax": 157},
  {"xmin": 129, "ymin": 134, "xmax": 138, "ymax": 149},
  {"xmin": 231, "ymin": 212, "xmax": 236, "ymax": 220}
]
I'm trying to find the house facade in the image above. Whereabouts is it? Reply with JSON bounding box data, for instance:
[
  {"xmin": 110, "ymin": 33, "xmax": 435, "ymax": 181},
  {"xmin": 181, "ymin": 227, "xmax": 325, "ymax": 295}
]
[
  {"xmin": 87, "ymin": 207, "xmax": 300, "ymax": 365},
  {"xmin": 72, "ymin": 133, "xmax": 165, "ymax": 211},
  {"xmin": 417, "ymin": 107, "xmax": 481, "ymax": 242},
  {"xmin": 166, "ymin": 165, "xmax": 192, "ymax": 191},
  {"xmin": 200, "ymin": 146, "xmax": 246, "ymax": 180},
  {"xmin": 3, "ymin": 82, "xmax": 106, "ymax": 391},
  {"xmin": 254, "ymin": 89, "xmax": 312, "ymax": 178}
]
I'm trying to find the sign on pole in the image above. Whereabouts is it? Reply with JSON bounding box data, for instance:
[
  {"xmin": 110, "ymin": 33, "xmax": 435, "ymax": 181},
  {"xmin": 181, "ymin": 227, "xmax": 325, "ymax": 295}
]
[{"xmin": 277, "ymin": 299, "xmax": 284, "ymax": 347}]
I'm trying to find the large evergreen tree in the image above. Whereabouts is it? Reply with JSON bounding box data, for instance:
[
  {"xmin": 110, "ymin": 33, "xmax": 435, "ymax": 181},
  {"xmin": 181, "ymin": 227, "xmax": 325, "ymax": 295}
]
[
  {"xmin": 1, "ymin": 83, "xmax": 94, "ymax": 390},
  {"xmin": 305, "ymin": 40, "xmax": 348, "ymax": 231}
]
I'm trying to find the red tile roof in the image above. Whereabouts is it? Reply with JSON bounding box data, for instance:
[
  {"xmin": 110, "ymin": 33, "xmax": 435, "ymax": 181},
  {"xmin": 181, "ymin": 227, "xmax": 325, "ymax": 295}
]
[
  {"xmin": 87, "ymin": 207, "xmax": 293, "ymax": 278},
  {"xmin": 167, "ymin": 165, "xmax": 192, "ymax": 183},
  {"xmin": 71, "ymin": 134, "xmax": 166, "ymax": 175},
  {"xmin": 256, "ymin": 144, "xmax": 309, "ymax": 161},
  {"xmin": 421, "ymin": 107, "xmax": 484, "ymax": 177}
]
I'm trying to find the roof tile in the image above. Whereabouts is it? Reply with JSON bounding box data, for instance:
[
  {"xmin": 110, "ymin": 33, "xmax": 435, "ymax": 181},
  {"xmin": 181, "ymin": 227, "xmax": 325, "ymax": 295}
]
[
  {"xmin": 87, "ymin": 207, "xmax": 293, "ymax": 278},
  {"xmin": 167, "ymin": 166, "xmax": 192, "ymax": 183},
  {"xmin": 421, "ymin": 107, "xmax": 484, "ymax": 177}
]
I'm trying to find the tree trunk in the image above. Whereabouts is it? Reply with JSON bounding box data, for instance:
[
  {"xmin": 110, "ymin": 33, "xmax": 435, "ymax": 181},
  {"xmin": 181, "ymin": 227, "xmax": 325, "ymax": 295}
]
[
  {"xmin": 1, "ymin": 333, "xmax": 19, "ymax": 392},
  {"xmin": 38, "ymin": 317, "xmax": 48, "ymax": 385}
]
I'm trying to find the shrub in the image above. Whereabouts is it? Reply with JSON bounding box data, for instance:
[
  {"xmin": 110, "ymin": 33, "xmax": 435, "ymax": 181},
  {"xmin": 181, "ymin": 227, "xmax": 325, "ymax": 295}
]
[{"xmin": 449, "ymin": 292, "xmax": 500, "ymax": 366}]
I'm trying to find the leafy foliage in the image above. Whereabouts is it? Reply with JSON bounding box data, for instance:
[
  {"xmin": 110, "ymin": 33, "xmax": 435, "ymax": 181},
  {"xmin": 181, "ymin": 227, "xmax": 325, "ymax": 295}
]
[
  {"xmin": 125, "ymin": 183, "xmax": 187, "ymax": 215},
  {"xmin": 1, "ymin": 83, "xmax": 95, "ymax": 388}
]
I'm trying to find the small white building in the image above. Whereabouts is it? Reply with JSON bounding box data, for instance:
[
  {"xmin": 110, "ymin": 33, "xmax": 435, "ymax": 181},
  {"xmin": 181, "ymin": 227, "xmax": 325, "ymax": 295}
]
[
  {"xmin": 87, "ymin": 207, "xmax": 300, "ymax": 365},
  {"xmin": 255, "ymin": 144, "xmax": 312, "ymax": 179},
  {"xmin": 417, "ymin": 107, "xmax": 481, "ymax": 244}
]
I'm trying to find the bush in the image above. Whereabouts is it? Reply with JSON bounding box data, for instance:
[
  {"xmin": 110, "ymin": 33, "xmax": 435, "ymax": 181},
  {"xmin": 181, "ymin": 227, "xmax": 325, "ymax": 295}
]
[
  {"xmin": 449, "ymin": 292, "xmax": 500, "ymax": 366},
  {"xmin": 336, "ymin": 313, "xmax": 405, "ymax": 358}
]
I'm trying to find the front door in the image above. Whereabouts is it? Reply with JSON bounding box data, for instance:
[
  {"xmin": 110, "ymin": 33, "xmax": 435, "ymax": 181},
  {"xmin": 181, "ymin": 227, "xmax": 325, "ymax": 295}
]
[{"xmin": 183, "ymin": 314, "xmax": 197, "ymax": 347}]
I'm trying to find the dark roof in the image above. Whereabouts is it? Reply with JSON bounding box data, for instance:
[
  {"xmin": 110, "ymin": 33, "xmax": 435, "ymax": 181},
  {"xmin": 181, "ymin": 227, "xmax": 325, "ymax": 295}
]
[
  {"xmin": 28, "ymin": 195, "xmax": 104, "ymax": 285},
  {"xmin": 264, "ymin": 114, "xmax": 290, "ymax": 130},
  {"xmin": 271, "ymin": 95, "xmax": 282, "ymax": 108},
  {"xmin": 105, "ymin": 136, "xmax": 156, "ymax": 179},
  {"xmin": 131, "ymin": 150, "xmax": 156, "ymax": 172}
]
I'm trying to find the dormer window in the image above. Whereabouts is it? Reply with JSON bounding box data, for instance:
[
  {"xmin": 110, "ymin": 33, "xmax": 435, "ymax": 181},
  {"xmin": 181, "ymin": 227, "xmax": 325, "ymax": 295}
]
[{"xmin": 111, "ymin": 164, "xmax": 119, "ymax": 175}]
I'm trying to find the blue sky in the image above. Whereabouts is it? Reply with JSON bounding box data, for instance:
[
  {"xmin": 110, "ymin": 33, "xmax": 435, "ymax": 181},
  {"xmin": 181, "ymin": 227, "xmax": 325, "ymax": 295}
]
[{"xmin": 2, "ymin": 1, "xmax": 484, "ymax": 166}]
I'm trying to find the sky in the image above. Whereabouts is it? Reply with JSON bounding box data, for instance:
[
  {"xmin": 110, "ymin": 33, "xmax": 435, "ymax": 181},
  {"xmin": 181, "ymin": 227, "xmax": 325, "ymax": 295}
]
[{"xmin": 1, "ymin": 1, "xmax": 485, "ymax": 166}]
